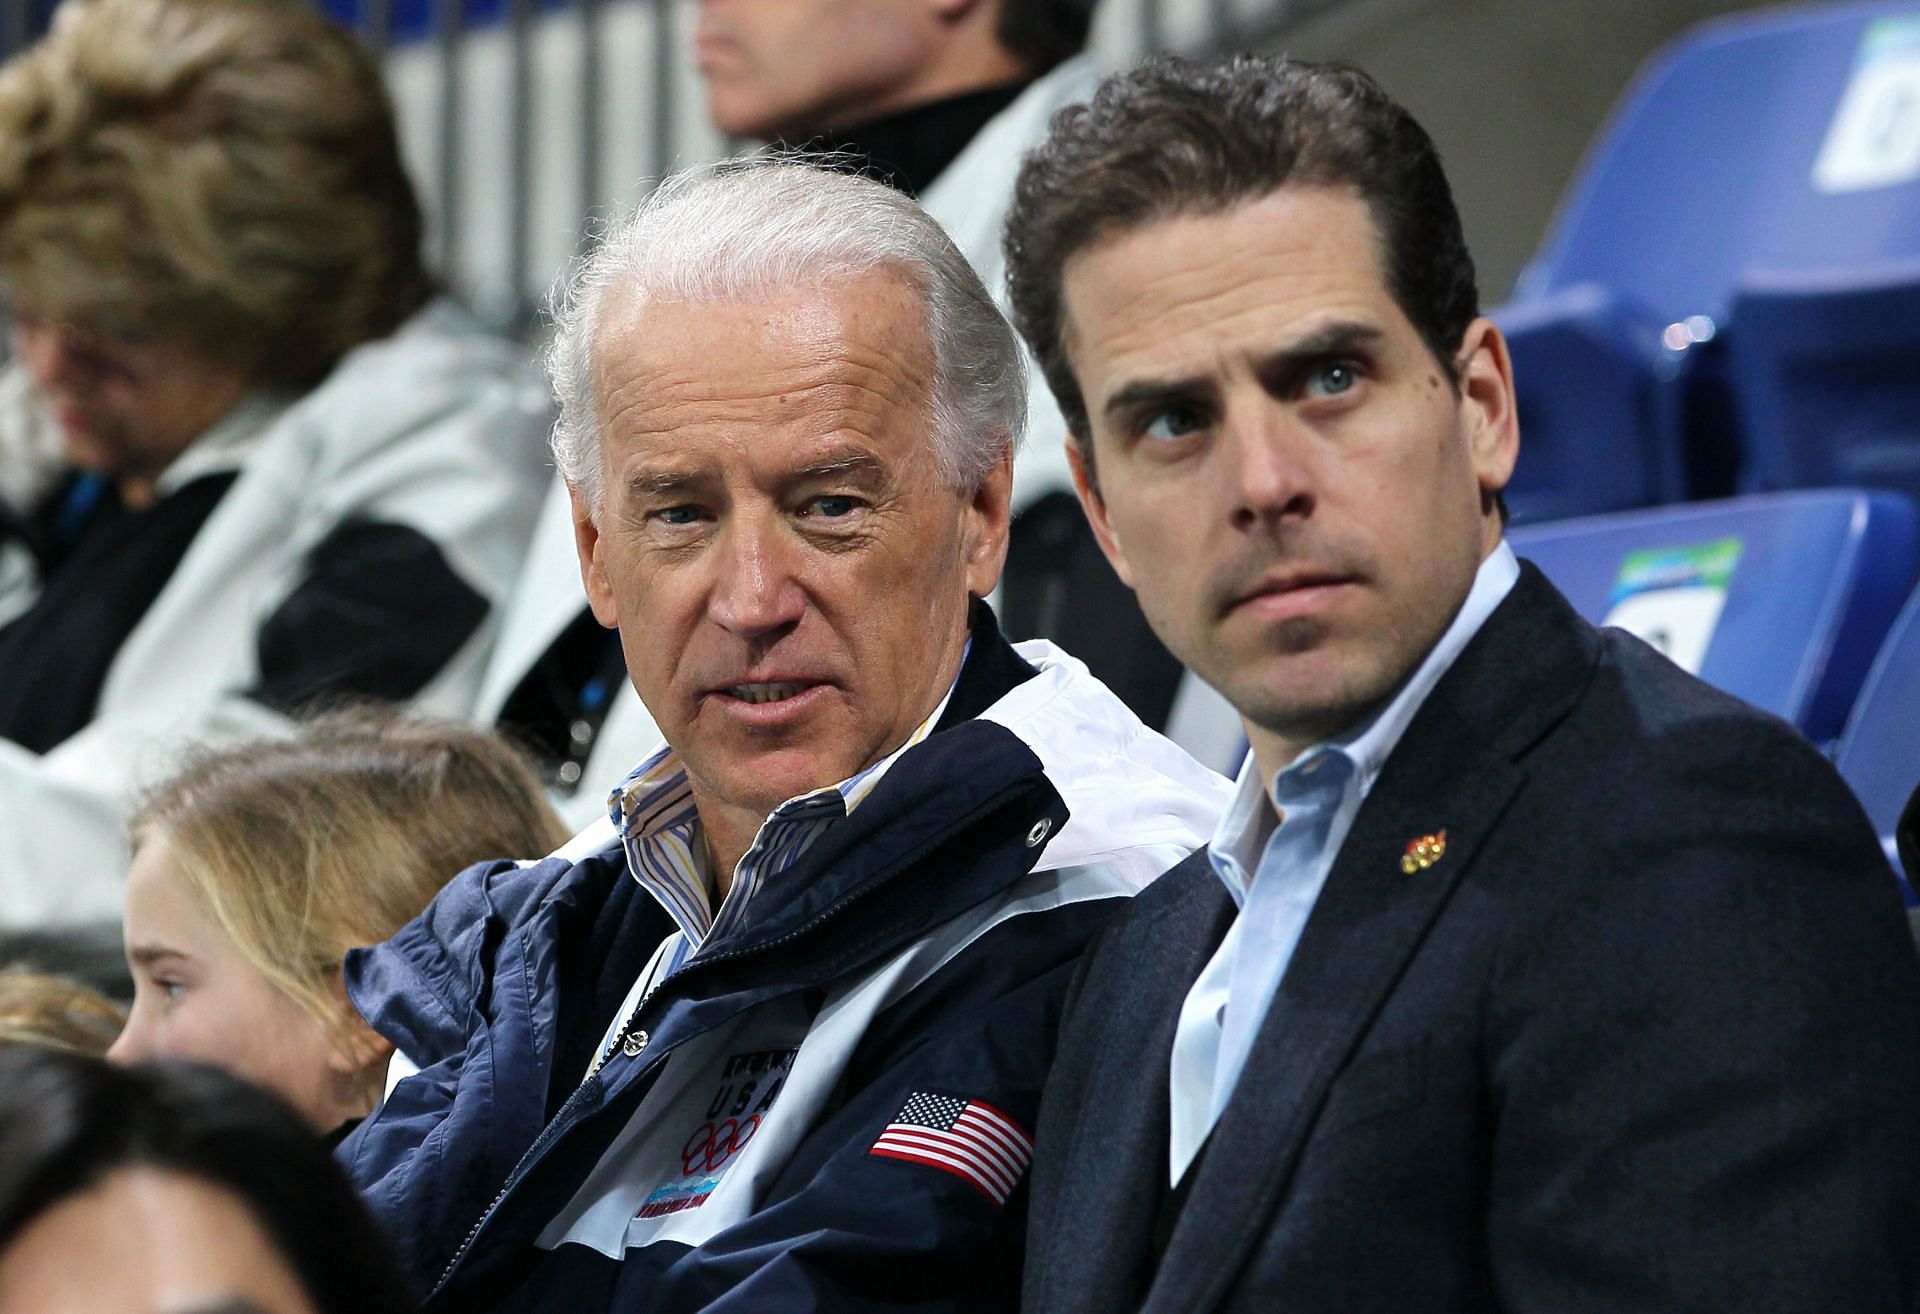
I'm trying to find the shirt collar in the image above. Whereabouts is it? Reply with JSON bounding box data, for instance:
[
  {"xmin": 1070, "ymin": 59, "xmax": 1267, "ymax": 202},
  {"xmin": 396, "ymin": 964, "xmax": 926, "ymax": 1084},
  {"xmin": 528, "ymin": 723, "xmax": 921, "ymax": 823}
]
[
  {"xmin": 1208, "ymin": 541, "xmax": 1520, "ymax": 895},
  {"xmin": 608, "ymin": 640, "xmax": 969, "ymax": 941}
]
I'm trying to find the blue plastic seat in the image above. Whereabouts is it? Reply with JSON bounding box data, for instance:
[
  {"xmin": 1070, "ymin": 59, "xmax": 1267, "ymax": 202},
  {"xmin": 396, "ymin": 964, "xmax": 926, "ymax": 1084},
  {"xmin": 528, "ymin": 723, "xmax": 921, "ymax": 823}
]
[
  {"xmin": 1509, "ymin": 489, "xmax": 1918, "ymax": 743},
  {"xmin": 1838, "ymin": 585, "xmax": 1920, "ymax": 878},
  {"xmin": 1493, "ymin": 286, "xmax": 1682, "ymax": 524},
  {"xmin": 1499, "ymin": 1, "xmax": 1920, "ymax": 514}
]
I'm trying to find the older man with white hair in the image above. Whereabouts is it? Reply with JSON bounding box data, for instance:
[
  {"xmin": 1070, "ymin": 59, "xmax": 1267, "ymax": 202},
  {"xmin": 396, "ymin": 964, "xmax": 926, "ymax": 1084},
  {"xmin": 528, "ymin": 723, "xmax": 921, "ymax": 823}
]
[{"xmin": 336, "ymin": 160, "xmax": 1228, "ymax": 1314}]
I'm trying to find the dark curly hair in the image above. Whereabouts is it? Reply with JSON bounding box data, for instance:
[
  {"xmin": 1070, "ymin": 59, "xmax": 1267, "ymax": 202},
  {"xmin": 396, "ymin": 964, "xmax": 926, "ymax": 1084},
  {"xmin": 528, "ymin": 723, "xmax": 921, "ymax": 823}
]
[{"xmin": 1004, "ymin": 54, "xmax": 1479, "ymax": 456}]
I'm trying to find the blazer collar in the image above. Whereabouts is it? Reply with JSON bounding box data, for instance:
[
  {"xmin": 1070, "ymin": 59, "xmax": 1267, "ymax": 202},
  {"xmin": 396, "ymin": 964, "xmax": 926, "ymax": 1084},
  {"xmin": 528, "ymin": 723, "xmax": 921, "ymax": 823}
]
[
  {"xmin": 1028, "ymin": 851, "xmax": 1235, "ymax": 1314},
  {"xmin": 1144, "ymin": 563, "xmax": 1600, "ymax": 1313}
]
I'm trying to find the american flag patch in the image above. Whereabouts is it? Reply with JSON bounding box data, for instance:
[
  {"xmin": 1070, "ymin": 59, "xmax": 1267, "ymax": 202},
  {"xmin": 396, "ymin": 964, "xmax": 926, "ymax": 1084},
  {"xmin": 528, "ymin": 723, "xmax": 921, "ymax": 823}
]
[{"xmin": 868, "ymin": 1091, "xmax": 1034, "ymax": 1205}]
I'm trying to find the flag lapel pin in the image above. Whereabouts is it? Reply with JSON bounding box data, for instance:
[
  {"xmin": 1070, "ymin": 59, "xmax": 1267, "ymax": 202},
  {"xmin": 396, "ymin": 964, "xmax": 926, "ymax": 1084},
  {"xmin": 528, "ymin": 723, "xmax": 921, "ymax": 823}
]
[{"xmin": 1400, "ymin": 830, "xmax": 1447, "ymax": 874}]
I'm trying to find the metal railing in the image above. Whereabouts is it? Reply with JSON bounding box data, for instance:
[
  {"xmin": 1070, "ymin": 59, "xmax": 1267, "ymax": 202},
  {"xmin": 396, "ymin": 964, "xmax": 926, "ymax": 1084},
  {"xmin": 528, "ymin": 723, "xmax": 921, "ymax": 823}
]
[{"xmin": 0, "ymin": 0, "xmax": 1343, "ymax": 332}]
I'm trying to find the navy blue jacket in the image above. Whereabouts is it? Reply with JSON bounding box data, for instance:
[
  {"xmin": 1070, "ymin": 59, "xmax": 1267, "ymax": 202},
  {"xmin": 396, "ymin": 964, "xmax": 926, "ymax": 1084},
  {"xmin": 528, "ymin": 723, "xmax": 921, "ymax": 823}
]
[
  {"xmin": 1024, "ymin": 564, "xmax": 1920, "ymax": 1313},
  {"xmin": 339, "ymin": 623, "xmax": 1225, "ymax": 1312}
]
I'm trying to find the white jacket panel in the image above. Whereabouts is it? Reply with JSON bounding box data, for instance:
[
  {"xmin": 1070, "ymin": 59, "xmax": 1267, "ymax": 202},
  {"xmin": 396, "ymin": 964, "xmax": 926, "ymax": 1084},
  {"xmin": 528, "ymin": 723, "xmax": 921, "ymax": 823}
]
[{"xmin": 0, "ymin": 299, "xmax": 553, "ymax": 929}]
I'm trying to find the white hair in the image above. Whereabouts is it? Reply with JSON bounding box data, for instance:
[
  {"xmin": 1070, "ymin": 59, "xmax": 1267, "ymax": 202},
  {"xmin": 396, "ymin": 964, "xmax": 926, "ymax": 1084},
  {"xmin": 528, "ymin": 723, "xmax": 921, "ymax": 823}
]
[{"xmin": 546, "ymin": 158, "xmax": 1028, "ymax": 513}]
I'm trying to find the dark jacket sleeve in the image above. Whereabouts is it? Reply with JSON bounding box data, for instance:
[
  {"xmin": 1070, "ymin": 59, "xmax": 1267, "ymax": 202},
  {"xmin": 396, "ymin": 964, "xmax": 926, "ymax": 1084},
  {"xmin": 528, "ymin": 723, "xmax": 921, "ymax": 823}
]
[
  {"xmin": 638, "ymin": 902, "xmax": 1116, "ymax": 1314},
  {"xmin": 338, "ymin": 856, "xmax": 577, "ymax": 1293},
  {"xmin": 1483, "ymin": 704, "xmax": 1920, "ymax": 1312}
]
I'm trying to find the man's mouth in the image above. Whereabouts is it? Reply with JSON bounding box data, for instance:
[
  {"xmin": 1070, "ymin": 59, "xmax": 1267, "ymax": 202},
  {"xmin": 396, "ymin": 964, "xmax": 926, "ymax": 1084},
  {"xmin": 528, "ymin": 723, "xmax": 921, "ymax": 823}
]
[
  {"xmin": 724, "ymin": 681, "xmax": 812, "ymax": 705},
  {"xmin": 1227, "ymin": 570, "xmax": 1353, "ymax": 610}
]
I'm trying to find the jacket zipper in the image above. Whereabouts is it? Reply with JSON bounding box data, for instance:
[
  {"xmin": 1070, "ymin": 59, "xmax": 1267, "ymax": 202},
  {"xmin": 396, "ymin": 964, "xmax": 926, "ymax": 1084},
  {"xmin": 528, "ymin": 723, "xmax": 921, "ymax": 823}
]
[{"xmin": 427, "ymin": 785, "xmax": 1040, "ymax": 1301}]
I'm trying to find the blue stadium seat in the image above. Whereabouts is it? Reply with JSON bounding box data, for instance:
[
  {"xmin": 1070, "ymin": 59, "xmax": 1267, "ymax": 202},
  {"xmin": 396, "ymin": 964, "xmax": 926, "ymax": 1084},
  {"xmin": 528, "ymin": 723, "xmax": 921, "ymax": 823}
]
[
  {"xmin": 1493, "ymin": 286, "xmax": 1682, "ymax": 524},
  {"xmin": 1499, "ymin": 0, "xmax": 1920, "ymax": 513},
  {"xmin": 1837, "ymin": 584, "xmax": 1920, "ymax": 880},
  {"xmin": 1509, "ymin": 490, "xmax": 1919, "ymax": 743}
]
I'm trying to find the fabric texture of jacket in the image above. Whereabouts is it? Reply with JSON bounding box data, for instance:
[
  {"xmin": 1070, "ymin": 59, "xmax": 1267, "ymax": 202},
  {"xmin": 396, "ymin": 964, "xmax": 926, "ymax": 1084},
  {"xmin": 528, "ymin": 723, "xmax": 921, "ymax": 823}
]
[
  {"xmin": 1023, "ymin": 563, "xmax": 1920, "ymax": 1314},
  {"xmin": 340, "ymin": 620, "xmax": 1229, "ymax": 1313},
  {"xmin": 0, "ymin": 299, "xmax": 551, "ymax": 928}
]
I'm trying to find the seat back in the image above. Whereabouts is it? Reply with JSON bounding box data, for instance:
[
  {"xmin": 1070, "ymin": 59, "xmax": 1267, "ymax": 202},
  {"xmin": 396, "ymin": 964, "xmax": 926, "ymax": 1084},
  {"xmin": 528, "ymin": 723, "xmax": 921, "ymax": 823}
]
[
  {"xmin": 1838, "ymin": 584, "xmax": 1920, "ymax": 844},
  {"xmin": 1509, "ymin": 490, "xmax": 1918, "ymax": 742},
  {"xmin": 1518, "ymin": 0, "xmax": 1920, "ymax": 327}
]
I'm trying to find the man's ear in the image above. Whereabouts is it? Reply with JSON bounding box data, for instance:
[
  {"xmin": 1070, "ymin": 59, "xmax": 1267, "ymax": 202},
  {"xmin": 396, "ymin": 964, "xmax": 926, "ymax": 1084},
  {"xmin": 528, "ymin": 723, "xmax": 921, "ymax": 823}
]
[
  {"xmin": 1455, "ymin": 317, "xmax": 1520, "ymax": 502},
  {"xmin": 570, "ymin": 482, "xmax": 620, "ymax": 629},
  {"xmin": 1068, "ymin": 437, "xmax": 1136, "ymax": 589},
  {"xmin": 963, "ymin": 446, "xmax": 1015, "ymax": 599}
]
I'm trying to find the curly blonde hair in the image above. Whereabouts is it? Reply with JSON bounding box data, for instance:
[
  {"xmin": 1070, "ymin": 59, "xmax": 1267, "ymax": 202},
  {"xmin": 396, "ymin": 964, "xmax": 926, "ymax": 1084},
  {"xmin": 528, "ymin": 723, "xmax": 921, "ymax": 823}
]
[
  {"xmin": 0, "ymin": 0, "xmax": 431, "ymax": 389},
  {"xmin": 128, "ymin": 709, "xmax": 570, "ymax": 1053}
]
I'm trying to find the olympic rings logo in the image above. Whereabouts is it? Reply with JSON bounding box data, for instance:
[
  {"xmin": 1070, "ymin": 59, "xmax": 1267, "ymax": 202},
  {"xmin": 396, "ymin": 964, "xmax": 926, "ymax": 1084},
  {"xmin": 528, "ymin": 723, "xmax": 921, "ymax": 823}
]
[{"xmin": 681, "ymin": 1116, "xmax": 762, "ymax": 1176}]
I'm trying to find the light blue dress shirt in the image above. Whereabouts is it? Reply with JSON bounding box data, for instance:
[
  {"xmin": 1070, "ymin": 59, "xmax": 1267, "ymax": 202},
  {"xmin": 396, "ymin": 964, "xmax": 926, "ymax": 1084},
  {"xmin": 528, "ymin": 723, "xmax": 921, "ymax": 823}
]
[{"xmin": 1166, "ymin": 543, "xmax": 1521, "ymax": 1184}]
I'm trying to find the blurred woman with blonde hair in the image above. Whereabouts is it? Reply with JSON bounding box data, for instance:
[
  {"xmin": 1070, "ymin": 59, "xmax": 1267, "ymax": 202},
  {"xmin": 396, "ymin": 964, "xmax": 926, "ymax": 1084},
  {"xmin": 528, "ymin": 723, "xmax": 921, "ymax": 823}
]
[
  {"xmin": 0, "ymin": 0, "xmax": 550, "ymax": 933},
  {"xmin": 108, "ymin": 709, "xmax": 569, "ymax": 1136}
]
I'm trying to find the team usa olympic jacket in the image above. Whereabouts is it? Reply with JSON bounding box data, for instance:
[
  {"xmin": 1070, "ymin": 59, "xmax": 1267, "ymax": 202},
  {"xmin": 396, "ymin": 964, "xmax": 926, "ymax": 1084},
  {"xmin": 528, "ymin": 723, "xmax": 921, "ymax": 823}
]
[{"xmin": 339, "ymin": 616, "xmax": 1229, "ymax": 1313}]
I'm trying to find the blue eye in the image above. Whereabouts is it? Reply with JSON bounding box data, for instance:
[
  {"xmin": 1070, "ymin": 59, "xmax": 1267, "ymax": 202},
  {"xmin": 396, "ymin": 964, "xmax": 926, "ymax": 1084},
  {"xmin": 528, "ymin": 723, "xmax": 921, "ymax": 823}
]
[
  {"xmin": 654, "ymin": 505, "xmax": 701, "ymax": 526},
  {"xmin": 805, "ymin": 496, "xmax": 861, "ymax": 518},
  {"xmin": 1307, "ymin": 363, "xmax": 1359, "ymax": 397},
  {"xmin": 1141, "ymin": 407, "xmax": 1207, "ymax": 442}
]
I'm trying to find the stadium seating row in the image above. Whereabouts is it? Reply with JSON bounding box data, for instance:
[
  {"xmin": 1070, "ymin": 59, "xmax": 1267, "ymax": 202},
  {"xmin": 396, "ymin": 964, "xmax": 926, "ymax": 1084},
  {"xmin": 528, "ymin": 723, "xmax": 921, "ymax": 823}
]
[
  {"xmin": 1494, "ymin": 0, "xmax": 1920, "ymax": 523},
  {"xmin": 1426, "ymin": 0, "xmax": 1920, "ymax": 895},
  {"xmin": 1507, "ymin": 489, "xmax": 1917, "ymax": 891}
]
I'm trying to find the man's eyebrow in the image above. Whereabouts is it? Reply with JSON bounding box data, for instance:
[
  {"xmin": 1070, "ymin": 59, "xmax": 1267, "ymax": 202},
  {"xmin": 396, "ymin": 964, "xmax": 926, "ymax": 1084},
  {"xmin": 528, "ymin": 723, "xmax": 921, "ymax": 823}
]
[
  {"xmin": 1100, "ymin": 320, "xmax": 1388, "ymax": 421},
  {"xmin": 1257, "ymin": 321, "xmax": 1387, "ymax": 370},
  {"xmin": 623, "ymin": 467, "xmax": 705, "ymax": 500},
  {"xmin": 792, "ymin": 450, "xmax": 887, "ymax": 485}
]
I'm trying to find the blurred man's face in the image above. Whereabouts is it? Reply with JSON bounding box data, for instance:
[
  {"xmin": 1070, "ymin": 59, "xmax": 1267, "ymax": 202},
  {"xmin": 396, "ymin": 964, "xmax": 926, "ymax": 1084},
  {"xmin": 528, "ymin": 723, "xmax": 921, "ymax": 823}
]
[
  {"xmin": 694, "ymin": 0, "xmax": 954, "ymax": 139},
  {"xmin": 8, "ymin": 312, "xmax": 249, "ymax": 507},
  {"xmin": 1059, "ymin": 185, "xmax": 1517, "ymax": 774},
  {"xmin": 573, "ymin": 270, "xmax": 1011, "ymax": 843}
]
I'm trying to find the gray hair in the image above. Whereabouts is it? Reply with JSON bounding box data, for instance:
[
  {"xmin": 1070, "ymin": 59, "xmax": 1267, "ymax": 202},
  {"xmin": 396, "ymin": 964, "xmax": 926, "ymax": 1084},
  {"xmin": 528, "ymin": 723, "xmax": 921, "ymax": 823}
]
[{"xmin": 546, "ymin": 158, "xmax": 1027, "ymax": 513}]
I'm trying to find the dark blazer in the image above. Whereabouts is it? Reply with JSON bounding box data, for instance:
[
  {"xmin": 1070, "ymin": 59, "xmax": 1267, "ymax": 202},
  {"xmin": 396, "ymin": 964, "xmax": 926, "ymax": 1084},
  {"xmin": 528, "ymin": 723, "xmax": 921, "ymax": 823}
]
[{"xmin": 1024, "ymin": 564, "xmax": 1920, "ymax": 1314}]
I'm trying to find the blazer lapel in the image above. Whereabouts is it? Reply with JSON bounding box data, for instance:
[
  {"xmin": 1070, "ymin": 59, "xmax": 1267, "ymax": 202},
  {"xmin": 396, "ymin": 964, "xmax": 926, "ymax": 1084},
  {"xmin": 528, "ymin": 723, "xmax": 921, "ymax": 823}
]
[
  {"xmin": 1143, "ymin": 566, "xmax": 1597, "ymax": 1314},
  {"xmin": 1030, "ymin": 855, "xmax": 1235, "ymax": 1314}
]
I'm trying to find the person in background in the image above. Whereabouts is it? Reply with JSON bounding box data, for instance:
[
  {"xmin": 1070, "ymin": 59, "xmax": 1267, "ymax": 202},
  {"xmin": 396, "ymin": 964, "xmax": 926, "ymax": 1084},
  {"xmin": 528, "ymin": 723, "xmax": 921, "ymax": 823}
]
[
  {"xmin": 339, "ymin": 160, "xmax": 1227, "ymax": 1313},
  {"xmin": 0, "ymin": 967, "xmax": 123, "ymax": 1055},
  {"xmin": 0, "ymin": 1048, "xmax": 416, "ymax": 1314},
  {"xmin": 108, "ymin": 710, "xmax": 569, "ymax": 1140},
  {"xmin": 1004, "ymin": 54, "xmax": 1920, "ymax": 1312},
  {"xmin": 0, "ymin": 0, "xmax": 552, "ymax": 931},
  {"xmin": 478, "ymin": 0, "xmax": 1186, "ymax": 832}
]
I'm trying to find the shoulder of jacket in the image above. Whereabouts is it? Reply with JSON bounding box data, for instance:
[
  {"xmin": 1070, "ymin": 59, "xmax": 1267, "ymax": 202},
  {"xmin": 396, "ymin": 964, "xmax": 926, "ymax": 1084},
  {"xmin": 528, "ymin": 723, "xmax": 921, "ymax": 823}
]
[{"xmin": 276, "ymin": 300, "xmax": 548, "ymax": 455}]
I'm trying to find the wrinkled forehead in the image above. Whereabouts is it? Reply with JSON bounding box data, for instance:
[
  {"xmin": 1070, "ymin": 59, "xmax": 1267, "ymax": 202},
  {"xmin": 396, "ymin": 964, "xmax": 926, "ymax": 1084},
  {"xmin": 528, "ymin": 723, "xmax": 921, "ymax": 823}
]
[{"xmin": 590, "ymin": 272, "xmax": 941, "ymax": 470}]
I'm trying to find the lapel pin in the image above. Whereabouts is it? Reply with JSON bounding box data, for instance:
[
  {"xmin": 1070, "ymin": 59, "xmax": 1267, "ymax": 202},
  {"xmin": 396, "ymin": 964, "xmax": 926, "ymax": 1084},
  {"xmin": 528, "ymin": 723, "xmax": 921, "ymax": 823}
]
[{"xmin": 1400, "ymin": 830, "xmax": 1447, "ymax": 874}]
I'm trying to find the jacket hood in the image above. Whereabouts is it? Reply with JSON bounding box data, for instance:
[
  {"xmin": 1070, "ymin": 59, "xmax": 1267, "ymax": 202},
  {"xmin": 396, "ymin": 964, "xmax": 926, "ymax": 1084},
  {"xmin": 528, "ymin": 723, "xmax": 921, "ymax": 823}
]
[{"xmin": 987, "ymin": 639, "xmax": 1232, "ymax": 883}]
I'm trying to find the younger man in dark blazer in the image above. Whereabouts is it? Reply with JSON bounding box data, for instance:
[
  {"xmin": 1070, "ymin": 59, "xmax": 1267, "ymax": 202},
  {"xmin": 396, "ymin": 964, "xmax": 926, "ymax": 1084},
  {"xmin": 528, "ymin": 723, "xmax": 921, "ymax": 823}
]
[{"xmin": 1001, "ymin": 54, "xmax": 1920, "ymax": 1313}]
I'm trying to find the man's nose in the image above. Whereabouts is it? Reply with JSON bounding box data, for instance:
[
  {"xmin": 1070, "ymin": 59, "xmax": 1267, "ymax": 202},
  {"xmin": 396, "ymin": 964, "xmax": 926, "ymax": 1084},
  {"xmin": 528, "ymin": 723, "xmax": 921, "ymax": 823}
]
[
  {"xmin": 1223, "ymin": 407, "xmax": 1317, "ymax": 532},
  {"xmin": 708, "ymin": 514, "xmax": 807, "ymax": 639}
]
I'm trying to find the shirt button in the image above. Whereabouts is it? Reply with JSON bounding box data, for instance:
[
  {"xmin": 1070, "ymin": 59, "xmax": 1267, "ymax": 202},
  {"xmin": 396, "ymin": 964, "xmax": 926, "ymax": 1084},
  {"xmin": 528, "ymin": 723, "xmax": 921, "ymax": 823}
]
[
  {"xmin": 1026, "ymin": 818, "xmax": 1052, "ymax": 847},
  {"xmin": 622, "ymin": 1029, "xmax": 649, "ymax": 1057},
  {"xmin": 558, "ymin": 760, "xmax": 584, "ymax": 786},
  {"xmin": 569, "ymin": 718, "xmax": 595, "ymax": 747}
]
